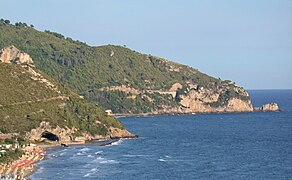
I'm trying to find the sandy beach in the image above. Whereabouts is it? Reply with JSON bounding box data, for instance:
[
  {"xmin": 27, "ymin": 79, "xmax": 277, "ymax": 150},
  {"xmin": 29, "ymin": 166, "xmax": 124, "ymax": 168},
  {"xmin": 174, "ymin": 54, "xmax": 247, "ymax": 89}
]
[
  {"xmin": 0, "ymin": 137, "xmax": 131, "ymax": 180},
  {"xmin": 0, "ymin": 145, "xmax": 45, "ymax": 180}
]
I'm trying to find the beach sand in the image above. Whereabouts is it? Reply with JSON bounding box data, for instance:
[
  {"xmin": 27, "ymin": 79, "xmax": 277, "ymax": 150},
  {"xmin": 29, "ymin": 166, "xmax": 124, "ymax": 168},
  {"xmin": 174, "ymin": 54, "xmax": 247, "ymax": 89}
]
[{"xmin": 0, "ymin": 145, "xmax": 45, "ymax": 180}]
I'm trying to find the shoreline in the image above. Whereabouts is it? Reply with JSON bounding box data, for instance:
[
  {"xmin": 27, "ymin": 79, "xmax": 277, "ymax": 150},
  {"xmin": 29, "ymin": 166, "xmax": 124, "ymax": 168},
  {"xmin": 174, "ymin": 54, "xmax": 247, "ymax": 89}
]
[
  {"xmin": 28, "ymin": 137, "xmax": 132, "ymax": 179},
  {"xmin": 0, "ymin": 137, "xmax": 132, "ymax": 179},
  {"xmin": 113, "ymin": 102, "xmax": 281, "ymax": 117},
  {"xmin": 0, "ymin": 144, "xmax": 45, "ymax": 180},
  {"xmin": 3, "ymin": 109, "xmax": 280, "ymax": 179},
  {"xmin": 114, "ymin": 109, "xmax": 281, "ymax": 118}
]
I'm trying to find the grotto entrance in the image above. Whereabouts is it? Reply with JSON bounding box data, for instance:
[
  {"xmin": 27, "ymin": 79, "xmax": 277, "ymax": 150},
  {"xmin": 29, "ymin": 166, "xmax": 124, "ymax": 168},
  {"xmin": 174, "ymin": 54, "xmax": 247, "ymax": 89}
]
[{"xmin": 41, "ymin": 131, "xmax": 59, "ymax": 141}]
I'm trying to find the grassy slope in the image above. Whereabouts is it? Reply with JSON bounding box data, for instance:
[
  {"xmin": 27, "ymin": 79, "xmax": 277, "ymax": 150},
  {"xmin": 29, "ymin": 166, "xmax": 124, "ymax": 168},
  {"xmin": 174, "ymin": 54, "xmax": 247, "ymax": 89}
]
[
  {"xmin": 0, "ymin": 25, "xmax": 218, "ymax": 90},
  {"xmin": 0, "ymin": 63, "xmax": 123, "ymax": 135}
]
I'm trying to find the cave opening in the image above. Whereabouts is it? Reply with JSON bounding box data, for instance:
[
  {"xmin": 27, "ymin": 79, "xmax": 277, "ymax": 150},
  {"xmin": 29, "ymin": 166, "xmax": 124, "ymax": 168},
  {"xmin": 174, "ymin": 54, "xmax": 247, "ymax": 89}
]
[{"xmin": 41, "ymin": 131, "xmax": 59, "ymax": 141}]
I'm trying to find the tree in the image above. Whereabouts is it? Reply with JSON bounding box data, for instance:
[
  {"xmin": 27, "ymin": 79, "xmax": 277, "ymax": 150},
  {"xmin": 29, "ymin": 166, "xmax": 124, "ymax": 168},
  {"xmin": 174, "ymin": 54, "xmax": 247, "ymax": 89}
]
[{"xmin": 4, "ymin": 20, "xmax": 10, "ymax": 25}]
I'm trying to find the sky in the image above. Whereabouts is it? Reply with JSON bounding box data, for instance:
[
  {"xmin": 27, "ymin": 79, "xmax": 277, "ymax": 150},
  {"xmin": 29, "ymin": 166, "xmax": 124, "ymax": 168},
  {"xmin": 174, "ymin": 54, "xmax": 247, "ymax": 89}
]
[{"xmin": 1, "ymin": 0, "xmax": 292, "ymax": 89}]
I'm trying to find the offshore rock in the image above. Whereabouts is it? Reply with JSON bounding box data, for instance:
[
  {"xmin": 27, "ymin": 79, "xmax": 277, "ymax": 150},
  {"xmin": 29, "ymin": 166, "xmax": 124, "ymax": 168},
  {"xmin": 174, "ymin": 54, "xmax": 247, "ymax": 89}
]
[{"xmin": 254, "ymin": 102, "xmax": 280, "ymax": 112}]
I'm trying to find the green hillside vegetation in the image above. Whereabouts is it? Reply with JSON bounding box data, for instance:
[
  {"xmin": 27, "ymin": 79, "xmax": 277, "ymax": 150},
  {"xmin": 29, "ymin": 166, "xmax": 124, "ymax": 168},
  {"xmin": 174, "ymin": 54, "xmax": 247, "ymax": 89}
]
[
  {"xmin": 0, "ymin": 63, "xmax": 123, "ymax": 135},
  {"xmin": 0, "ymin": 20, "xmax": 249, "ymax": 114}
]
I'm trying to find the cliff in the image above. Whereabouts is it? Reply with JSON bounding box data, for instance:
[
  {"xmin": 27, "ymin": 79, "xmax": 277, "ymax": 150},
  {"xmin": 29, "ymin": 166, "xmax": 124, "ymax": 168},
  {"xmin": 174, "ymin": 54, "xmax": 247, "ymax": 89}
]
[{"xmin": 0, "ymin": 46, "xmax": 135, "ymax": 143}]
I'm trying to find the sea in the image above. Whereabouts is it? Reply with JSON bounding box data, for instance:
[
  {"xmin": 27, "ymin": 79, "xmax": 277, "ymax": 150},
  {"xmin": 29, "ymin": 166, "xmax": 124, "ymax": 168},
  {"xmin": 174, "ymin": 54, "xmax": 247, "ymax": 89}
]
[{"xmin": 30, "ymin": 90, "xmax": 292, "ymax": 179}]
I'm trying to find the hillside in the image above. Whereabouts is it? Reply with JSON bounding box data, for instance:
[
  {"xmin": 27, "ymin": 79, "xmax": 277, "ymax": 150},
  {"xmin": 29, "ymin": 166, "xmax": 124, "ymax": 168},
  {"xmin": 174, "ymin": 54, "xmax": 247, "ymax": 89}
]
[
  {"xmin": 0, "ymin": 45, "xmax": 134, "ymax": 143},
  {"xmin": 0, "ymin": 20, "xmax": 253, "ymax": 114}
]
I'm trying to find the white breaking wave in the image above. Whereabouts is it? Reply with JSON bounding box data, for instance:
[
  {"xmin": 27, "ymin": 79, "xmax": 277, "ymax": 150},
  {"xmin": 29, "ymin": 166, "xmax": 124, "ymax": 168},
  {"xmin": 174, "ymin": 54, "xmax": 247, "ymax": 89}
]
[
  {"xmin": 90, "ymin": 168, "xmax": 98, "ymax": 172},
  {"xmin": 79, "ymin": 147, "xmax": 91, "ymax": 152},
  {"xmin": 105, "ymin": 139, "xmax": 123, "ymax": 146},
  {"xmin": 96, "ymin": 156, "xmax": 105, "ymax": 160},
  {"xmin": 95, "ymin": 151, "xmax": 103, "ymax": 155},
  {"xmin": 158, "ymin": 157, "xmax": 190, "ymax": 162},
  {"xmin": 111, "ymin": 139, "xmax": 122, "ymax": 146},
  {"xmin": 87, "ymin": 155, "xmax": 94, "ymax": 158},
  {"xmin": 99, "ymin": 159, "xmax": 119, "ymax": 164},
  {"xmin": 83, "ymin": 168, "xmax": 98, "ymax": 177},
  {"xmin": 59, "ymin": 152, "xmax": 66, "ymax": 156},
  {"xmin": 76, "ymin": 152, "xmax": 84, "ymax": 156},
  {"xmin": 92, "ymin": 156, "xmax": 105, "ymax": 162},
  {"xmin": 123, "ymin": 154, "xmax": 151, "ymax": 157}
]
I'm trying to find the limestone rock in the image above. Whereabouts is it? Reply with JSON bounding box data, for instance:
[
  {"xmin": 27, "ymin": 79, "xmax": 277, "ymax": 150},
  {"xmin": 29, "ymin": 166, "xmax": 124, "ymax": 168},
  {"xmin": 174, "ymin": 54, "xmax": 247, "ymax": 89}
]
[
  {"xmin": 26, "ymin": 121, "xmax": 137, "ymax": 144},
  {"xmin": 0, "ymin": 45, "xmax": 33, "ymax": 65},
  {"xmin": 255, "ymin": 102, "xmax": 280, "ymax": 112},
  {"xmin": 169, "ymin": 83, "xmax": 183, "ymax": 92},
  {"xmin": 178, "ymin": 87, "xmax": 253, "ymax": 113},
  {"xmin": 108, "ymin": 127, "xmax": 138, "ymax": 139},
  {"xmin": 25, "ymin": 121, "xmax": 78, "ymax": 143},
  {"xmin": 226, "ymin": 98, "xmax": 253, "ymax": 112}
]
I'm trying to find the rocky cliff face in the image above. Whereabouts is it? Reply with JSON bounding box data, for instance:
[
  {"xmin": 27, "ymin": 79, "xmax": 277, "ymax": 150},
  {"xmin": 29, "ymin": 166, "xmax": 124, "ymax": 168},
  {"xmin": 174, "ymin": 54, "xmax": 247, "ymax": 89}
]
[
  {"xmin": 0, "ymin": 45, "xmax": 33, "ymax": 65},
  {"xmin": 106, "ymin": 82, "xmax": 254, "ymax": 115},
  {"xmin": 26, "ymin": 121, "xmax": 136, "ymax": 144},
  {"xmin": 225, "ymin": 98, "xmax": 253, "ymax": 112},
  {"xmin": 177, "ymin": 84, "xmax": 253, "ymax": 113}
]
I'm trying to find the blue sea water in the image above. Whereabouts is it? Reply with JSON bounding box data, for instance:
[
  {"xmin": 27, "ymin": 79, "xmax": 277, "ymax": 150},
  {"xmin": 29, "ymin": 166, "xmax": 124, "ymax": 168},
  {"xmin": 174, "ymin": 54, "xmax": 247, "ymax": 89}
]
[{"xmin": 31, "ymin": 90, "xmax": 292, "ymax": 179}]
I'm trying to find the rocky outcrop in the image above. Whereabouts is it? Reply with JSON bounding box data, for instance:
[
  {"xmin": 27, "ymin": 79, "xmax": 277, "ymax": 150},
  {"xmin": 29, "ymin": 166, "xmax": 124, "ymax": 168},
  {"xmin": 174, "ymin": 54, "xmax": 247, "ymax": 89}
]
[
  {"xmin": 169, "ymin": 83, "xmax": 183, "ymax": 92},
  {"xmin": 0, "ymin": 46, "xmax": 60, "ymax": 92},
  {"xmin": 108, "ymin": 127, "xmax": 138, "ymax": 139},
  {"xmin": 100, "ymin": 85, "xmax": 139, "ymax": 95},
  {"xmin": 225, "ymin": 98, "xmax": 253, "ymax": 112},
  {"xmin": 26, "ymin": 121, "xmax": 81, "ymax": 143},
  {"xmin": 26, "ymin": 66, "xmax": 59, "ymax": 92},
  {"xmin": 254, "ymin": 102, "xmax": 280, "ymax": 112},
  {"xmin": 25, "ymin": 121, "xmax": 137, "ymax": 144},
  {"xmin": 102, "ymin": 82, "xmax": 255, "ymax": 114},
  {"xmin": 0, "ymin": 45, "xmax": 33, "ymax": 65},
  {"xmin": 178, "ymin": 85, "xmax": 253, "ymax": 113}
]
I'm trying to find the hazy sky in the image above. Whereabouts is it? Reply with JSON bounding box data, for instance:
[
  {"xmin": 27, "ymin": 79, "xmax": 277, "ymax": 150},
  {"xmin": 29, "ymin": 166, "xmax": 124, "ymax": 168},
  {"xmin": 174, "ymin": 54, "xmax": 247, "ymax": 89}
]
[{"xmin": 1, "ymin": 0, "xmax": 292, "ymax": 89}]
